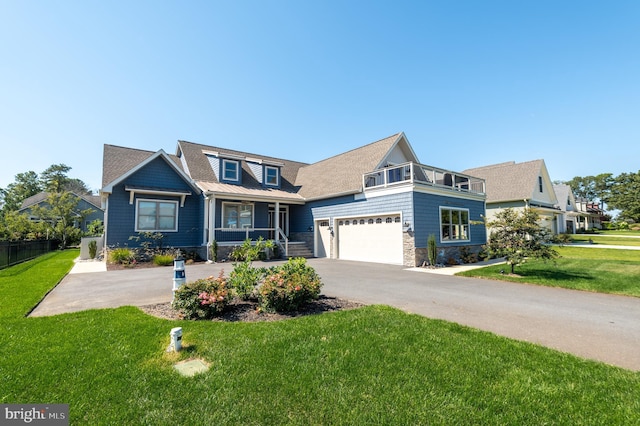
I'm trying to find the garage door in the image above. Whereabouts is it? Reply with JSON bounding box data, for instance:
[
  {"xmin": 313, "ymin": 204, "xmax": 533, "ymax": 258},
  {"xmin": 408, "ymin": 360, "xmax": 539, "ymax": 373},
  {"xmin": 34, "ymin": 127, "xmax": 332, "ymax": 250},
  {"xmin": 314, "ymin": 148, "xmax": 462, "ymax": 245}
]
[{"xmin": 337, "ymin": 215, "xmax": 403, "ymax": 264}]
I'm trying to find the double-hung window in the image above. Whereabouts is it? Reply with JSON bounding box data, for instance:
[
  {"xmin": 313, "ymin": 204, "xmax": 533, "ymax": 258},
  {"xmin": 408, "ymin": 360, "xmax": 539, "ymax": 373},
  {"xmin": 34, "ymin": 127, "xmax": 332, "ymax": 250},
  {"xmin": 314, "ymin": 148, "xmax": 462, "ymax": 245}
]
[
  {"xmin": 265, "ymin": 166, "xmax": 279, "ymax": 186},
  {"xmin": 136, "ymin": 199, "xmax": 178, "ymax": 232},
  {"xmin": 440, "ymin": 207, "xmax": 470, "ymax": 241},
  {"xmin": 223, "ymin": 159, "xmax": 239, "ymax": 181},
  {"xmin": 222, "ymin": 203, "xmax": 253, "ymax": 228}
]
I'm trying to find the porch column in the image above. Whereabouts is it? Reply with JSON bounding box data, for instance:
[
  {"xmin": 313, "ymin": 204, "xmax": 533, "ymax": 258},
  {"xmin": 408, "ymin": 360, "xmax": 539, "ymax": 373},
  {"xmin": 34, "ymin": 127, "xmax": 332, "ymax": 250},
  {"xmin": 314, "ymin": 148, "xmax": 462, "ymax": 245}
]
[
  {"xmin": 275, "ymin": 200, "xmax": 280, "ymax": 238},
  {"xmin": 207, "ymin": 195, "xmax": 215, "ymax": 261}
]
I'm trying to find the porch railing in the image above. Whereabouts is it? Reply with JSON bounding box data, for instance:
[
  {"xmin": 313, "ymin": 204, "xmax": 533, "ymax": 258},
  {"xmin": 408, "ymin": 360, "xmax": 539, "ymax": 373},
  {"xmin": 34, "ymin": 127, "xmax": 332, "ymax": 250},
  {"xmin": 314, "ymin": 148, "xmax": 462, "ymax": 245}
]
[
  {"xmin": 363, "ymin": 162, "xmax": 485, "ymax": 195},
  {"xmin": 212, "ymin": 227, "xmax": 289, "ymax": 256}
]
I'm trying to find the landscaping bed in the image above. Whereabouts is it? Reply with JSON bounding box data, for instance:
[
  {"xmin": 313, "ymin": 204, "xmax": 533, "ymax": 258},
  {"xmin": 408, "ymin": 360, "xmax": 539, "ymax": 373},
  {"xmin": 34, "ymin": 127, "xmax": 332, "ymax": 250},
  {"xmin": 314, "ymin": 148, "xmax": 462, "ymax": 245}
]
[{"xmin": 140, "ymin": 295, "xmax": 363, "ymax": 321}]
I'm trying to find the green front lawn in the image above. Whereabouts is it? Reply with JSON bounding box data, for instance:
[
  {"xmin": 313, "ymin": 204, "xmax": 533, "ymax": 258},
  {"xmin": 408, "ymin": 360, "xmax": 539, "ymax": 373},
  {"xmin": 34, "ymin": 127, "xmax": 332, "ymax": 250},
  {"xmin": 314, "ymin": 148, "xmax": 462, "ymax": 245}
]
[
  {"xmin": 458, "ymin": 247, "xmax": 640, "ymax": 297},
  {"xmin": 570, "ymin": 234, "xmax": 640, "ymax": 246},
  {"xmin": 2, "ymin": 251, "xmax": 639, "ymax": 424}
]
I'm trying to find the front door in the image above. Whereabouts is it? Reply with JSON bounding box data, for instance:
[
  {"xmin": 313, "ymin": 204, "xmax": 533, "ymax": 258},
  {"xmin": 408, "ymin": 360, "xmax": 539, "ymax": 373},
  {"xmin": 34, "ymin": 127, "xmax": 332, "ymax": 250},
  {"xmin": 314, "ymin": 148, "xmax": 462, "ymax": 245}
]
[{"xmin": 268, "ymin": 206, "xmax": 289, "ymax": 239}]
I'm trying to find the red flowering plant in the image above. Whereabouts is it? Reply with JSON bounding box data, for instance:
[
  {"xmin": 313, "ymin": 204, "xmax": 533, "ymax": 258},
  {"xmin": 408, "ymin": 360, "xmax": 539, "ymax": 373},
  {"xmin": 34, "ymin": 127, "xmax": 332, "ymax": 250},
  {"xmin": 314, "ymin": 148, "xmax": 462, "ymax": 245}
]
[
  {"xmin": 258, "ymin": 258, "xmax": 322, "ymax": 312},
  {"xmin": 172, "ymin": 271, "xmax": 231, "ymax": 319}
]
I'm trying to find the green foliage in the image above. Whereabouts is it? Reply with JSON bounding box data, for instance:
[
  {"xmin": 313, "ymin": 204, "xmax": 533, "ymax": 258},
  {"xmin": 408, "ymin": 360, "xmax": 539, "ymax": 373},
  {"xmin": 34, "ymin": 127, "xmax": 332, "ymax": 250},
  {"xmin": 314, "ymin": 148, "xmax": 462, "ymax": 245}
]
[
  {"xmin": 152, "ymin": 254, "xmax": 174, "ymax": 266},
  {"xmin": 88, "ymin": 240, "xmax": 97, "ymax": 259},
  {"xmin": 229, "ymin": 237, "xmax": 274, "ymax": 261},
  {"xmin": 4, "ymin": 252, "xmax": 640, "ymax": 424},
  {"xmin": 552, "ymin": 233, "xmax": 573, "ymax": 244},
  {"xmin": 259, "ymin": 257, "xmax": 322, "ymax": 312},
  {"xmin": 485, "ymin": 208, "xmax": 559, "ymax": 274},
  {"xmin": 40, "ymin": 163, "xmax": 72, "ymax": 193},
  {"xmin": 229, "ymin": 260, "xmax": 265, "ymax": 300},
  {"xmin": 210, "ymin": 240, "xmax": 218, "ymax": 262},
  {"xmin": 86, "ymin": 219, "xmax": 104, "ymax": 236},
  {"xmin": 30, "ymin": 191, "xmax": 94, "ymax": 248},
  {"xmin": 172, "ymin": 271, "xmax": 231, "ymax": 319},
  {"xmin": 427, "ymin": 234, "xmax": 437, "ymax": 266},
  {"xmin": 0, "ymin": 171, "xmax": 42, "ymax": 213},
  {"xmin": 566, "ymin": 173, "xmax": 613, "ymax": 201},
  {"xmin": 108, "ymin": 248, "xmax": 136, "ymax": 265}
]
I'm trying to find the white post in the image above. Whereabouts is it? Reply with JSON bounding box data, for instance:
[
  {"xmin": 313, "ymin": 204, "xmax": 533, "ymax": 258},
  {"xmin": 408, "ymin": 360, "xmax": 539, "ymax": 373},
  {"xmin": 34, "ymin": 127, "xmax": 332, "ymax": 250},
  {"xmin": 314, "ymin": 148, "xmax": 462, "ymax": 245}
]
[
  {"xmin": 172, "ymin": 256, "xmax": 186, "ymax": 302},
  {"xmin": 275, "ymin": 201, "xmax": 280, "ymax": 239}
]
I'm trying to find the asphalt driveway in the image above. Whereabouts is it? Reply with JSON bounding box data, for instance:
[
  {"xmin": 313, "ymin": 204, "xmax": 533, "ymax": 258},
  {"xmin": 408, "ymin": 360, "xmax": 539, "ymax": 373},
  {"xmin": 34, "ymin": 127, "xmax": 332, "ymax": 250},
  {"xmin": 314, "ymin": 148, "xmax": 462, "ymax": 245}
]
[{"xmin": 30, "ymin": 258, "xmax": 640, "ymax": 371}]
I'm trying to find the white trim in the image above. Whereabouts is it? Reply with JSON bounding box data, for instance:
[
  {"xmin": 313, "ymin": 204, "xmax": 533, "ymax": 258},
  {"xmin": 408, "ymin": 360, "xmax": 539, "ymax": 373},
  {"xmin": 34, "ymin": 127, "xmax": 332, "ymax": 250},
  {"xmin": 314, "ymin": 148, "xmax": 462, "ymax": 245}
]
[
  {"xmin": 135, "ymin": 198, "xmax": 179, "ymax": 232},
  {"xmin": 125, "ymin": 186, "xmax": 191, "ymax": 207},
  {"xmin": 222, "ymin": 159, "xmax": 240, "ymax": 182},
  {"xmin": 265, "ymin": 166, "xmax": 279, "ymax": 186},
  {"xmin": 221, "ymin": 201, "xmax": 254, "ymax": 229},
  {"xmin": 102, "ymin": 150, "xmax": 200, "ymax": 195},
  {"xmin": 439, "ymin": 206, "xmax": 471, "ymax": 243}
]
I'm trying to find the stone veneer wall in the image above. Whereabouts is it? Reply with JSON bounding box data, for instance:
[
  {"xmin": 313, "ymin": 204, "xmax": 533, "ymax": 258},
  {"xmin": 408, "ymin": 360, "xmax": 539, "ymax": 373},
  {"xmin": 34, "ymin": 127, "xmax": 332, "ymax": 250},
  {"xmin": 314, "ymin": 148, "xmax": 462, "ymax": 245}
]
[
  {"xmin": 402, "ymin": 232, "xmax": 416, "ymax": 267},
  {"xmin": 414, "ymin": 244, "xmax": 485, "ymax": 267}
]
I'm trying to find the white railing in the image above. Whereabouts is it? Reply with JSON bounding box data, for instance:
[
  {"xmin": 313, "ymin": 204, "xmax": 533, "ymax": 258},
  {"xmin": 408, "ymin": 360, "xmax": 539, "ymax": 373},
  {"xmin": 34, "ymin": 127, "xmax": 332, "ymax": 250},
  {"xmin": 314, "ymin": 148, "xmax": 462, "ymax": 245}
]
[
  {"xmin": 213, "ymin": 227, "xmax": 289, "ymax": 256},
  {"xmin": 363, "ymin": 162, "xmax": 485, "ymax": 195}
]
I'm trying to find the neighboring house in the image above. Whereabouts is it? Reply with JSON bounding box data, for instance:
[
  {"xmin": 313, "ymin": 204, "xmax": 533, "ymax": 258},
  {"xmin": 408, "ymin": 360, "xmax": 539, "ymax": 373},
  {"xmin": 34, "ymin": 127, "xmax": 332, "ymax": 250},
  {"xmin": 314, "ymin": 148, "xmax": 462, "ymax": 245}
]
[
  {"xmin": 101, "ymin": 132, "xmax": 487, "ymax": 266},
  {"xmin": 554, "ymin": 184, "xmax": 604, "ymax": 232},
  {"xmin": 463, "ymin": 159, "xmax": 562, "ymax": 234},
  {"xmin": 19, "ymin": 192, "xmax": 104, "ymax": 232}
]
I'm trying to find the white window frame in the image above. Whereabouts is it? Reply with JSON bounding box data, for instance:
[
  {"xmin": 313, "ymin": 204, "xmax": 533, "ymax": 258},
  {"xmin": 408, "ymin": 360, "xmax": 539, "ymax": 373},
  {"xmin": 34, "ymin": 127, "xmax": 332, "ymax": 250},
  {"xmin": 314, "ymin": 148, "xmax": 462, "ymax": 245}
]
[
  {"xmin": 135, "ymin": 198, "xmax": 179, "ymax": 232},
  {"xmin": 222, "ymin": 202, "xmax": 254, "ymax": 229},
  {"xmin": 222, "ymin": 159, "xmax": 240, "ymax": 182},
  {"xmin": 439, "ymin": 207, "xmax": 470, "ymax": 242},
  {"xmin": 265, "ymin": 166, "xmax": 279, "ymax": 186}
]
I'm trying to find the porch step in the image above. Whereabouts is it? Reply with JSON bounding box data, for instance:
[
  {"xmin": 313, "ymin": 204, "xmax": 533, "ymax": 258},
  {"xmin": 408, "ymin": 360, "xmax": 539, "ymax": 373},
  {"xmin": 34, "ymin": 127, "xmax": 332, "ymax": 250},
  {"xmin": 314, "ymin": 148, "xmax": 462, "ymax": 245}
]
[{"xmin": 285, "ymin": 241, "xmax": 314, "ymax": 259}]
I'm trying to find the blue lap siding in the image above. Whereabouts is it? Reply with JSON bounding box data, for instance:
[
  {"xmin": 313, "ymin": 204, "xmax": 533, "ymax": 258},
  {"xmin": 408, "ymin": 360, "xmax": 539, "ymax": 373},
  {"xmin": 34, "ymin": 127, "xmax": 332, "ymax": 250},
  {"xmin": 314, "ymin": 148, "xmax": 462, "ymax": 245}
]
[{"xmin": 106, "ymin": 157, "xmax": 203, "ymax": 248}]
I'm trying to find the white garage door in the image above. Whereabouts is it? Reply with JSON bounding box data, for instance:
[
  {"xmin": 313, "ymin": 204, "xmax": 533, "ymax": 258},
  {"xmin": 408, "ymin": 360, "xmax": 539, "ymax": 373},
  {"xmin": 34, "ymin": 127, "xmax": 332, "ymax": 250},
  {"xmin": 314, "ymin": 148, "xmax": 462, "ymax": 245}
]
[{"xmin": 337, "ymin": 215, "xmax": 403, "ymax": 264}]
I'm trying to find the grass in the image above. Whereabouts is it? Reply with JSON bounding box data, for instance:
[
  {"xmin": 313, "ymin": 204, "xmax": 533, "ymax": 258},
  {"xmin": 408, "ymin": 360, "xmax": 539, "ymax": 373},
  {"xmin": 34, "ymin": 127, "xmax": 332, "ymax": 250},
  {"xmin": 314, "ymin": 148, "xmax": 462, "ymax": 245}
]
[
  {"xmin": 570, "ymin": 234, "xmax": 640, "ymax": 246},
  {"xmin": 459, "ymin": 246, "xmax": 640, "ymax": 297},
  {"xmin": 2, "ymin": 251, "xmax": 640, "ymax": 424}
]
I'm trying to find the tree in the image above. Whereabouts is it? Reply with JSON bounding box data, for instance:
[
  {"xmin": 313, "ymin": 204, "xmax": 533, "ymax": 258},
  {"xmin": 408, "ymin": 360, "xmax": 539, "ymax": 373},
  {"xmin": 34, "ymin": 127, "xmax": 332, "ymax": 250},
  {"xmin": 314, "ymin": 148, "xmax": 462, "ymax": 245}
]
[
  {"xmin": 605, "ymin": 171, "xmax": 640, "ymax": 223},
  {"xmin": 40, "ymin": 164, "xmax": 72, "ymax": 193},
  {"xmin": 64, "ymin": 178, "xmax": 93, "ymax": 195},
  {"xmin": 565, "ymin": 173, "xmax": 613, "ymax": 202},
  {"xmin": 31, "ymin": 192, "xmax": 95, "ymax": 248},
  {"xmin": 485, "ymin": 208, "xmax": 559, "ymax": 274},
  {"xmin": 0, "ymin": 171, "xmax": 43, "ymax": 213}
]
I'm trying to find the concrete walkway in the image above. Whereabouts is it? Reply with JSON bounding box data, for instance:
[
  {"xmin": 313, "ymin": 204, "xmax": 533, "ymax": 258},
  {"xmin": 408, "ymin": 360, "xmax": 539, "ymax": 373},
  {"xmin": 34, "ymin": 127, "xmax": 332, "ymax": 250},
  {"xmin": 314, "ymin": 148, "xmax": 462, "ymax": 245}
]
[{"xmin": 30, "ymin": 256, "xmax": 640, "ymax": 371}]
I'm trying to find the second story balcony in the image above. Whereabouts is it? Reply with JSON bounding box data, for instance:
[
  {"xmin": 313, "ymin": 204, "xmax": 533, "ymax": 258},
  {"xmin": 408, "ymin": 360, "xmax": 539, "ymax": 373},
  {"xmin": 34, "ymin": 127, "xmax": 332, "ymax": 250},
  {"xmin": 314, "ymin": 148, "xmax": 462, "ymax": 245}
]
[{"xmin": 363, "ymin": 162, "xmax": 485, "ymax": 196}]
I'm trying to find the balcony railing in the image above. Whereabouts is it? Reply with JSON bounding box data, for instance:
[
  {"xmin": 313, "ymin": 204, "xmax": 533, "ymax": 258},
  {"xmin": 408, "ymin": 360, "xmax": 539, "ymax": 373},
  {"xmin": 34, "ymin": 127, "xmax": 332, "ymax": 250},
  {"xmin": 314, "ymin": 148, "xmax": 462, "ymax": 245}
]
[{"xmin": 363, "ymin": 162, "xmax": 485, "ymax": 195}]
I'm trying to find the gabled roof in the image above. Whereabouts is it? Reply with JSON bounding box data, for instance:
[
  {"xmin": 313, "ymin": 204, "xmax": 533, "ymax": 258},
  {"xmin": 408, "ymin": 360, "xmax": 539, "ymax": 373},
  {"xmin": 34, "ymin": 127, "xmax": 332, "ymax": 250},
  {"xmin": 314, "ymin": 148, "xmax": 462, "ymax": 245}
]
[
  {"xmin": 463, "ymin": 159, "xmax": 553, "ymax": 204},
  {"xmin": 295, "ymin": 132, "xmax": 407, "ymax": 199},
  {"xmin": 20, "ymin": 192, "xmax": 103, "ymax": 211},
  {"xmin": 553, "ymin": 184, "xmax": 574, "ymax": 211},
  {"xmin": 102, "ymin": 145, "xmax": 199, "ymax": 194},
  {"xmin": 176, "ymin": 140, "xmax": 308, "ymax": 198}
]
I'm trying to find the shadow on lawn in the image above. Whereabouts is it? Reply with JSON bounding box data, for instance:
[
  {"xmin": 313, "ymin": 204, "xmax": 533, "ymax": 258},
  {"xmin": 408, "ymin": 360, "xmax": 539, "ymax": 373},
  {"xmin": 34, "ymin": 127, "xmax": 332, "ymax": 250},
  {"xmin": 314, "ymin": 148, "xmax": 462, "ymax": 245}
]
[{"xmin": 517, "ymin": 267, "xmax": 593, "ymax": 282}]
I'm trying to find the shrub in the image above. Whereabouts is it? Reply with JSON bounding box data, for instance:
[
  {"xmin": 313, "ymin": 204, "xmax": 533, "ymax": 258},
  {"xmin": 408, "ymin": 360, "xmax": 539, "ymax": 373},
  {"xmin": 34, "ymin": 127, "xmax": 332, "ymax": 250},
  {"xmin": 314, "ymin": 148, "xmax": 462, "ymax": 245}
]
[
  {"xmin": 552, "ymin": 233, "xmax": 573, "ymax": 244},
  {"xmin": 230, "ymin": 237, "xmax": 274, "ymax": 261},
  {"xmin": 172, "ymin": 272, "xmax": 231, "ymax": 319},
  {"xmin": 152, "ymin": 254, "xmax": 174, "ymax": 266},
  {"xmin": 229, "ymin": 260, "xmax": 265, "ymax": 300},
  {"xmin": 259, "ymin": 258, "xmax": 322, "ymax": 312},
  {"xmin": 427, "ymin": 234, "xmax": 437, "ymax": 266},
  {"xmin": 88, "ymin": 240, "xmax": 97, "ymax": 259},
  {"xmin": 108, "ymin": 248, "xmax": 135, "ymax": 265}
]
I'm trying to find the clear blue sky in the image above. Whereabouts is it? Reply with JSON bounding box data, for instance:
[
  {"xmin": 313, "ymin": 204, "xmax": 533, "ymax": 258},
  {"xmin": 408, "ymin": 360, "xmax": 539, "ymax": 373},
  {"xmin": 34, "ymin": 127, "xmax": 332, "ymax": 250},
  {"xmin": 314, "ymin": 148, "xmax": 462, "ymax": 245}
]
[{"xmin": 1, "ymin": 1, "xmax": 639, "ymax": 193}]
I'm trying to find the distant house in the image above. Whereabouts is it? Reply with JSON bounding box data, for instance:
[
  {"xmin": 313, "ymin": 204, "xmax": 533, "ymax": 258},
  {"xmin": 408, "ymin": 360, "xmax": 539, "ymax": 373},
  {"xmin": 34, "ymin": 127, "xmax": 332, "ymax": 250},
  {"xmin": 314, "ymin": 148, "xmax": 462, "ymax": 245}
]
[
  {"xmin": 101, "ymin": 132, "xmax": 487, "ymax": 266},
  {"xmin": 464, "ymin": 160, "xmax": 562, "ymax": 234},
  {"xmin": 19, "ymin": 192, "xmax": 104, "ymax": 232},
  {"xmin": 554, "ymin": 184, "xmax": 604, "ymax": 233}
]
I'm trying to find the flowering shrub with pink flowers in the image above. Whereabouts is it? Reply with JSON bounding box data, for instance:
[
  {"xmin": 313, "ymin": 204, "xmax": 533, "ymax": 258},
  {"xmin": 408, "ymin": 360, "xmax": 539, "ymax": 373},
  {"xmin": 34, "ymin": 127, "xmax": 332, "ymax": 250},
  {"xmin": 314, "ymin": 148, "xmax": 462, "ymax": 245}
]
[
  {"xmin": 172, "ymin": 271, "xmax": 231, "ymax": 319},
  {"xmin": 259, "ymin": 258, "xmax": 322, "ymax": 312}
]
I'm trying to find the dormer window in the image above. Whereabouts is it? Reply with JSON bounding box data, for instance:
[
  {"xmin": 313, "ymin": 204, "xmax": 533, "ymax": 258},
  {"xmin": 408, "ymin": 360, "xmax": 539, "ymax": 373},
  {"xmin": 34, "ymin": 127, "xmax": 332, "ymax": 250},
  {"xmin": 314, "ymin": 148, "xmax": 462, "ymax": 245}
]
[
  {"xmin": 265, "ymin": 166, "xmax": 279, "ymax": 186},
  {"xmin": 223, "ymin": 159, "xmax": 239, "ymax": 182}
]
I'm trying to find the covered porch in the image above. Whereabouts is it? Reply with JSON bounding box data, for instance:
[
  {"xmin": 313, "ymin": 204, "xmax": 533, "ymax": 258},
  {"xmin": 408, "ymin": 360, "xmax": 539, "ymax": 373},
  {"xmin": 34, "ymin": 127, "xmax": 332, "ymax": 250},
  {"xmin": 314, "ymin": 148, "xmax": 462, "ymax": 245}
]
[{"xmin": 199, "ymin": 183, "xmax": 307, "ymax": 260}]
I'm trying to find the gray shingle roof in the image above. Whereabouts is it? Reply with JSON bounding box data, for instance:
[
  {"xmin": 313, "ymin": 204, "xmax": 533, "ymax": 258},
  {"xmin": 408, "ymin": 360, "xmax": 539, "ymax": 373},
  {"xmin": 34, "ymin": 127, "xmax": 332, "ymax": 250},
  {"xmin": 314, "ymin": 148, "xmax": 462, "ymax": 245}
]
[
  {"xmin": 295, "ymin": 133, "xmax": 402, "ymax": 199},
  {"xmin": 463, "ymin": 159, "xmax": 546, "ymax": 203},
  {"xmin": 177, "ymin": 140, "xmax": 308, "ymax": 196},
  {"xmin": 102, "ymin": 144, "xmax": 184, "ymax": 188},
  {"xmin": 103, "ymin": 132, "xmax": 407, "ymax": 201},
  {"xmin": 20, "ymin": 192, "xmax": 103, "ymax": 211}
]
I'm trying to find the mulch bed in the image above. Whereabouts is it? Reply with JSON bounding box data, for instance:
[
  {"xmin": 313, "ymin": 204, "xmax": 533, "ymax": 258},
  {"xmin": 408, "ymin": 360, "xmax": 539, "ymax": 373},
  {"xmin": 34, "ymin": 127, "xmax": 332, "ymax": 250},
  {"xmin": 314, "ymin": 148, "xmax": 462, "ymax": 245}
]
[{"xmin": 139, "ymin": 296, "xmax": 364, "ymax": 322}]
